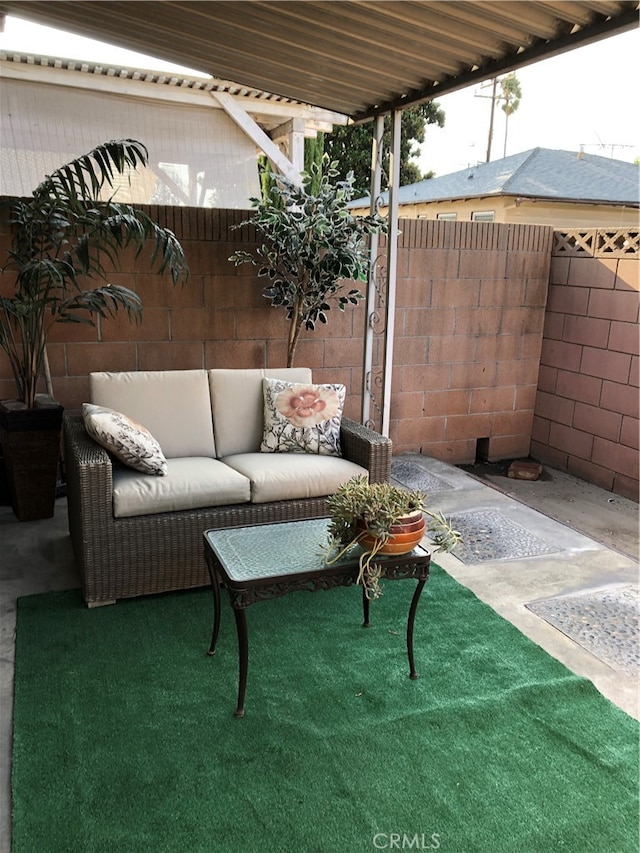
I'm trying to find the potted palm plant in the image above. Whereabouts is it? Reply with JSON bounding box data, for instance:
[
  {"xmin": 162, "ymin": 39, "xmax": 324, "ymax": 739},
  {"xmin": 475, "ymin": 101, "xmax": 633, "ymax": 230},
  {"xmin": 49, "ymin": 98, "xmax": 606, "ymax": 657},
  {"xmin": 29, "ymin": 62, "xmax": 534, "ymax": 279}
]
[
  {"xmin": 325, "ymin": 475, "xmax": 460, "ymax": 599},
  {"xmin": 0, "ymin": 139, "xmax": 188, "ymax": 520}
]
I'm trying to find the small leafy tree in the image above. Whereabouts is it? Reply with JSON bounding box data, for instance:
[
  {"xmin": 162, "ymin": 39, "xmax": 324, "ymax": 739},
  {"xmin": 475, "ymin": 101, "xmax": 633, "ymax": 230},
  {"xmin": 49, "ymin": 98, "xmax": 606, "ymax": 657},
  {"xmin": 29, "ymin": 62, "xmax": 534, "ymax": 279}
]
[
  {"xmin": 0, "ymin": 139, "xmax": 188, "ymax": 407},
  {"xmin": 324, "ymin": 103, "xmax": 445, "ymax": 196},
  {"xmin": 229, "ymin": 156, "xmax": 387, "ymax": 367}
]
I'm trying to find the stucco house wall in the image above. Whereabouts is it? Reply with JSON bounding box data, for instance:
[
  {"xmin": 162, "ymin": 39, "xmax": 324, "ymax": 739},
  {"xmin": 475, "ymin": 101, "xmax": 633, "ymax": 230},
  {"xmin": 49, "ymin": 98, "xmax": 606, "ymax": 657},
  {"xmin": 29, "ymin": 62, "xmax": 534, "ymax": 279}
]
[{"xmin": 391, "ymin": 196, "xmax": 640, "ymax": 229}]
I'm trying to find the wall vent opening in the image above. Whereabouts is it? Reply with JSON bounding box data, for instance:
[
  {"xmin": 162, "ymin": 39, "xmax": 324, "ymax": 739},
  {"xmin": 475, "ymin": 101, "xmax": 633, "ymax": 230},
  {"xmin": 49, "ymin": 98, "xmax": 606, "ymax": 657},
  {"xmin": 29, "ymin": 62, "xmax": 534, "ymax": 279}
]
[{"xmin": 475, "ymin": 437, "xmax": 491, "ymax": 462}]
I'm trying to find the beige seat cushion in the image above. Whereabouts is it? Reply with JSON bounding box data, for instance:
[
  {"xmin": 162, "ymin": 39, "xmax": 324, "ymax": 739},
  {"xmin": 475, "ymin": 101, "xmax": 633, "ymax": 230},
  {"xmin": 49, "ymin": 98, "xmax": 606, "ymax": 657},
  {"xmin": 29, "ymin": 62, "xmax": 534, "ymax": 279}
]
[
  {"xmin": 208, "ymin": 367, "xmax": 311, "ymax": 458},
  {"xmin": 90, "ymin": 370, "xmax": 215, "ymax": 459},
  {"xmin": 222, "ymin": 452, "xmax": 368, "ymax": 503},
  {"xmin": 112, "ymin": 457, "xmax": 250, "ymax": 518}
]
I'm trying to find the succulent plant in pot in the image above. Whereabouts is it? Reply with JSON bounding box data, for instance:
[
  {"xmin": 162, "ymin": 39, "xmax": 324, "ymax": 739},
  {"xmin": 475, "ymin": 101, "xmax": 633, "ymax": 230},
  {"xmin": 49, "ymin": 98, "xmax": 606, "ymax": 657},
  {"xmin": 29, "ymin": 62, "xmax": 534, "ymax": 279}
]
[
  {"xmin": 0, "ymin": 138, "xmax": 188, "ymax": 520},
  {"xmin": 325, "ymin": 475, "xmax": 460, "ymax": 599}
]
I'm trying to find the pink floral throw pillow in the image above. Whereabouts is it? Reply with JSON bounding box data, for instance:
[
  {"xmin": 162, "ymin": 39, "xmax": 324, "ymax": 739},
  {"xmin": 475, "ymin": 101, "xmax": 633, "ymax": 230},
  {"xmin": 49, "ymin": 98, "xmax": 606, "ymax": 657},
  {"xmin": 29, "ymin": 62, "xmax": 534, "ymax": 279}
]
[
  {"xmin": 261, "ymin": 379, "xmax": 346, "ymax": 456},
  {"xmin": 82, "ymin": 403, "xmax": 168, "ymax": 476}
]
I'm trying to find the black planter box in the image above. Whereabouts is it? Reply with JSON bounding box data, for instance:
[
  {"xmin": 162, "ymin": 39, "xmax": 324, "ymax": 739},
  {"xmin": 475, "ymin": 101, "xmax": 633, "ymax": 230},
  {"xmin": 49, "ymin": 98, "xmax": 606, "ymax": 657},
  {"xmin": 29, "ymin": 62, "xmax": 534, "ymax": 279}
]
[{"xmin": 0, "ymin": 395, "xmax": 64, "ymax": 521}]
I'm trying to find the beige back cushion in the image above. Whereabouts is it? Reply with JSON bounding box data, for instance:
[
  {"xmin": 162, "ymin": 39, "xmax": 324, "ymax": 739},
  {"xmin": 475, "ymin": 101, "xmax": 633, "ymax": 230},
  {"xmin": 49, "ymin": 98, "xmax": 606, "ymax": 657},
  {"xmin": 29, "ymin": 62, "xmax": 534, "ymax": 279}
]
[
  {"xmin": 209, "ymin": 367, "xmax": 312, "ymax": 457},
  {"xmin": 89, "ymin": 370, "xmax": 216, "ymax": 459}
]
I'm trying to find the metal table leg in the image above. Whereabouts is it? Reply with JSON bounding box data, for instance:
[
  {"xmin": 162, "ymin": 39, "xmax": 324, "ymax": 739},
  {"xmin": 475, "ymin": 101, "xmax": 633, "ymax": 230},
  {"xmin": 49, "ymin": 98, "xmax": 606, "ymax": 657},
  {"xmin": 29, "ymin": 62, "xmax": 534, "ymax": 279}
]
[
  {"xmin": 362, "ymin": 584, "xmax": 371, "ymax": 627},
  {"xmin": 207, "ymin": 568, "xmax": 222, "ymax": 656},
  {"xmin": 407, "ymin": 578, "xmax": 426, "ymax": 679},
  {"xmin": 233, "ymin": 607, "xmax": 249, "ymax": 718}
]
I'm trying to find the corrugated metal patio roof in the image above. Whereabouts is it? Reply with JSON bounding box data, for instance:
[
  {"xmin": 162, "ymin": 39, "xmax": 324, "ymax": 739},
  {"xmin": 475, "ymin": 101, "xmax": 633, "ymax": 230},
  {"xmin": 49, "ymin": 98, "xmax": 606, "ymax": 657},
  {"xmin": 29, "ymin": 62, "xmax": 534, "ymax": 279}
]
[{"xmin": 0, "ymin": 1, "xmax": 637, "ymax": 121}]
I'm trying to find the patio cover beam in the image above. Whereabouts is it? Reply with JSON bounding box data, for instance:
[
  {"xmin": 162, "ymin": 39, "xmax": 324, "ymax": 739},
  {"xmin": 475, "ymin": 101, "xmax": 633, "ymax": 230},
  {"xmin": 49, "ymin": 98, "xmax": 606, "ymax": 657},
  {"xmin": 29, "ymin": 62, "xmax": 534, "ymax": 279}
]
[
  {"xmin": 210, "ymin": 91, "xmax": 303, "ymax": 186},
  {"xmin": 269, "ymin": 118, "xmax": 306, "ymax": 175}
]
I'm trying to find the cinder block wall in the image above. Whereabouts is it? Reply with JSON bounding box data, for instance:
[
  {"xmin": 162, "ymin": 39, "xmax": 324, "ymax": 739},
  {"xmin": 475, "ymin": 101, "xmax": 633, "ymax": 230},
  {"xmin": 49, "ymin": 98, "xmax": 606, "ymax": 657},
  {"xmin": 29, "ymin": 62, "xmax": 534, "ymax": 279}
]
[
  {"xmin": 0, "ymin": 201, "xmax": 552, "ymax": 463},
  {"xmin": 2, "ymin": 204, "xmax": 635, "ymax": 497},
  {"xmin": 531, "ymin": 229, "xmax": 639, "ymax": 500},
  {"xmin": 388, "ymin": 219, "xmax": 553, "ymax": 461},
  {"xmin": 0, "ymin": 207, "xmax": 553, "ymax": 467},
  {"xmin": 0, "ymin": 207, "xmax": 369, "ymax": 420}
]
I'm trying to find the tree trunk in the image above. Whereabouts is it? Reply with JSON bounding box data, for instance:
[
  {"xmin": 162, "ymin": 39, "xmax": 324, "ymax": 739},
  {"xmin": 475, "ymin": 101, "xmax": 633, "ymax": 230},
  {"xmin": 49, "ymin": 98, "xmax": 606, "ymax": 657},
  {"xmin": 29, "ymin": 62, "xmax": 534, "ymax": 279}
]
[{"xmin": 287, "ymin": 317, "xmax": 303, "ymax": 367}]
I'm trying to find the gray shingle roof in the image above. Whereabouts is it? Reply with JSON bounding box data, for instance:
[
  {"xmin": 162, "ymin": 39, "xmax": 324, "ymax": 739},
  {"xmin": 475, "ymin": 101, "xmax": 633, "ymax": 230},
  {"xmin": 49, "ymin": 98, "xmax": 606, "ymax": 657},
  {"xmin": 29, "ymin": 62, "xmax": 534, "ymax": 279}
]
[{"xmin": 351, "ymin": 148, "xmax": 639, "ymax": 207}]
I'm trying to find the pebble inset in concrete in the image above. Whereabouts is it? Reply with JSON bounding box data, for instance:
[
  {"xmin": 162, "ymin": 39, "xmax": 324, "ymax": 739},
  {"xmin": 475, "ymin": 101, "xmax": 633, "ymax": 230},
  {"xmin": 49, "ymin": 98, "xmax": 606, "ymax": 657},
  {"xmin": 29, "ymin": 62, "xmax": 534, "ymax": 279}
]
[
  {"xmin": 527, "ymin": 586, "xmax": 640, "ymax": 676},
  {"xmin": 443, "ymin": 509, "xmax": 559, "ymax": 564},
  {"xmin": 391, "ymin": 459, "xmax": 454, "ymax": 494}
]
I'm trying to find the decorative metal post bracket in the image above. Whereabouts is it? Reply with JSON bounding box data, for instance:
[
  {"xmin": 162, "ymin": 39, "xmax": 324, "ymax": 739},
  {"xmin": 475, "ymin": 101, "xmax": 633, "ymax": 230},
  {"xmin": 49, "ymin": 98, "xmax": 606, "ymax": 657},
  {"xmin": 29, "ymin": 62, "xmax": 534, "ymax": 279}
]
[{"xmin": 361, "ymin": 110, "xmax": 402, "ymax": 438}]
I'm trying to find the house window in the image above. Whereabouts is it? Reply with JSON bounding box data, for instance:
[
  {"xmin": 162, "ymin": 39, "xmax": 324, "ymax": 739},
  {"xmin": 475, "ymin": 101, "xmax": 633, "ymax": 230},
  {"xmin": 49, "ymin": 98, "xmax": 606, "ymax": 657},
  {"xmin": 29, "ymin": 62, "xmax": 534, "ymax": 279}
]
[
  {"xmin": 437, "ymin": 213, "xmax": 457, "ymax": 220},
  {"xmin": 472, "ymin": 210, "xmax": 495, "ymax": 221}
]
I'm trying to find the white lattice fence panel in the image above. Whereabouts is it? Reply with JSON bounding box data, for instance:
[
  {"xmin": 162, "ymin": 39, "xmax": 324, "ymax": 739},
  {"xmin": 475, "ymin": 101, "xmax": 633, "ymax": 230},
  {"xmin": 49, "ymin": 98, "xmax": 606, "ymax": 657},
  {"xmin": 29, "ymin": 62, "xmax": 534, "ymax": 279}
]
[{"xmin": 553, "ymin": 229, "xmax": 639, "ymax": 258}]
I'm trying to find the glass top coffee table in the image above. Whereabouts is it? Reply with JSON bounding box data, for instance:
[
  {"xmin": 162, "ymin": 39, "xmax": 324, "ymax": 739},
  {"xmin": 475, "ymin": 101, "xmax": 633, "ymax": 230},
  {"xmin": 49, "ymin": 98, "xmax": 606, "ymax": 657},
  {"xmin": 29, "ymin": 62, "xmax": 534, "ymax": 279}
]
[{"xmin": 203, "ymin": 517, "xmax": 431, "ymax": 717}]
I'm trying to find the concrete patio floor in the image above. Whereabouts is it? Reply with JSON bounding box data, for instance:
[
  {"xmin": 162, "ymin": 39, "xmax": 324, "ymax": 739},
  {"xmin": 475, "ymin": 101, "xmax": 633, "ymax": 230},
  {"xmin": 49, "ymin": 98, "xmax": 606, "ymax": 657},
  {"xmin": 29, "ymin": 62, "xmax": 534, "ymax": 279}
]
[{"xmin": 1, "ymin": 455, "xmax": 638, "ymax": 851}]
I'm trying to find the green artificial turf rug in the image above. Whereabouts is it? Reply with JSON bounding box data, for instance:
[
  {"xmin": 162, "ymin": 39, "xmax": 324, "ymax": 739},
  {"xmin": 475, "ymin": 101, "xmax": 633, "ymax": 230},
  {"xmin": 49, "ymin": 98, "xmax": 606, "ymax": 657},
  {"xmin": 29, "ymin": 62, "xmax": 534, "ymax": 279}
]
[{"xmin": 13, "ymin": 565, "xmax": 639, "ymax": 853}]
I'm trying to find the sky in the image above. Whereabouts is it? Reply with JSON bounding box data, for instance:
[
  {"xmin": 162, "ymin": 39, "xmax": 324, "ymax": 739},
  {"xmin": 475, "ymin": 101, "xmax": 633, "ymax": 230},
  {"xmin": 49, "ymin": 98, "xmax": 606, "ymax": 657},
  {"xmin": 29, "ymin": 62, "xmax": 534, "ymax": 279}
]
[
  {"xmin": 1, "ymin": 13, "xmax": 638, "ymax": 179},
  {"xmin": 416, "ymin": 27, "xmax": 640, "ymax": 177}
]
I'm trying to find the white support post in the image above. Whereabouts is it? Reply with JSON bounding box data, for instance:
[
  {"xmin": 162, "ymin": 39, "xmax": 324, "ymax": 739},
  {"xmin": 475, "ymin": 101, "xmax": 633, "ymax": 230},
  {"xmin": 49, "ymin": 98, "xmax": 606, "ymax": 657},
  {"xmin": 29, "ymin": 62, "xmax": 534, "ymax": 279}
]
[
  {"xmin": 270, "ymin": 117, "xmax": 306, "ymax": 174},
  {"xmin": 361, "ymin": 115, "xmax": 384, "ymax": 426},
  {"xmin": 210, "ymin": 91, "xmax": 303, "ymax": 186},
  {"xmin": 381, "ymin": 109, "xmax": 401, "ymax": 438},
  {"xmin": 289, "ymin": 117, "xmax": 305, "ymax": 175}
]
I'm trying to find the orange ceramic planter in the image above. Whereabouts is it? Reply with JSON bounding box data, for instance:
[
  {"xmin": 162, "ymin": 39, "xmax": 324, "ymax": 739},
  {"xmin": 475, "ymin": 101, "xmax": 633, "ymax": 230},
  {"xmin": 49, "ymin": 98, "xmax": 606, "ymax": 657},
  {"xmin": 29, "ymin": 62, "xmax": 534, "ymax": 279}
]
[{"xmin": 357, "ymin": 511, "xmax": 426, "ymax": 556}]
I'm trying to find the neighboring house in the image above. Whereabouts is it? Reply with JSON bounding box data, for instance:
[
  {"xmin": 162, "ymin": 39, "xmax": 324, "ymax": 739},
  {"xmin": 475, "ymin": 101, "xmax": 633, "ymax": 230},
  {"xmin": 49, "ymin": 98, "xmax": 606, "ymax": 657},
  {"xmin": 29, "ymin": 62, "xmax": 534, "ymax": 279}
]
[
  {"xmin": 350, "ymin": 148, "xmax": 640, "ymax": 228},
  {"xmin": 0, "ymin": 51, "xmax": 348, "ymax": 206}
]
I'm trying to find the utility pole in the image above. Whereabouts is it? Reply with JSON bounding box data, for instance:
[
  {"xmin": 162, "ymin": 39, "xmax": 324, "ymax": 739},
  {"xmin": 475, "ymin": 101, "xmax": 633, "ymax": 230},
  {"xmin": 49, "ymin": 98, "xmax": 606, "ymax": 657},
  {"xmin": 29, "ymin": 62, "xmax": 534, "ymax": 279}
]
[
  {"xmin": 486, "ymin": 78, "xmax": 498, "ymax": 162},
  {"xmin": 476, "ymin": 78, "xmax": 498, "ymax": 162},
  {"xmin": 475, "ymin": 73, "xmax": 522, "ymax": 162}
]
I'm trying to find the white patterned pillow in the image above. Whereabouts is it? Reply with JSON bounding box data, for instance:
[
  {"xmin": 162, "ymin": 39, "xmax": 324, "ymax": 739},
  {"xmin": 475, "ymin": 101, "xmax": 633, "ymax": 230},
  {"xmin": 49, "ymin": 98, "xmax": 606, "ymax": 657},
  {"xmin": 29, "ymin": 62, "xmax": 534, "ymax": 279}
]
[
  {"xmin": 82, "ymin": 403, "xmax": 168, "ymax": 476},
  {"xmin": 261, "ymin": 379, "xmax": 345, "ymax": 457}
]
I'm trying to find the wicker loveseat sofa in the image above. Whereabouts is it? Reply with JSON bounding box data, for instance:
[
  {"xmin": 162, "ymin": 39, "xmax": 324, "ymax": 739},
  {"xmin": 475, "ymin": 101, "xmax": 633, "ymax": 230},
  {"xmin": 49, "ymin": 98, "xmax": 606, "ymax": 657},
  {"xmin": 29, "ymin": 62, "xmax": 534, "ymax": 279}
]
[{"xmin": 63, "ymin": 367, "xmax": 392, "ymax": 606}]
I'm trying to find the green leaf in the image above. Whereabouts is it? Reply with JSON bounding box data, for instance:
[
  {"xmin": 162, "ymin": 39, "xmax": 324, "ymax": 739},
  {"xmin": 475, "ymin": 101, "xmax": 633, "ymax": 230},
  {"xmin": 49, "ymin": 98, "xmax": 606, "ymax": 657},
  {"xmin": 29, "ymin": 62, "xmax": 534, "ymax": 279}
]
[{"xmin": 1, "ymin": 139, "xmax": 187, "ymax": 406}]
